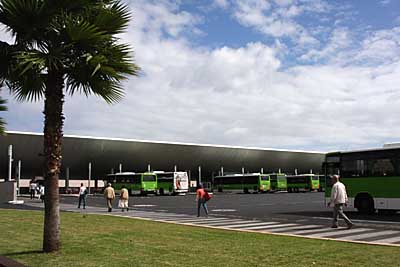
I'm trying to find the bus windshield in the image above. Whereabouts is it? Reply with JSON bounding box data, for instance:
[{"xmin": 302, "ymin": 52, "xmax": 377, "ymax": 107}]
[{"xmin": 143, "ymin": 175, "xmax": 156, "ymax": 182}]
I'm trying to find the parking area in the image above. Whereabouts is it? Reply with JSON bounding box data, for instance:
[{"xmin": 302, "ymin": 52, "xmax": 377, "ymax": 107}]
[{"xmin": 54, "ymin": 192, "xmax": 400, "ymax": 229}]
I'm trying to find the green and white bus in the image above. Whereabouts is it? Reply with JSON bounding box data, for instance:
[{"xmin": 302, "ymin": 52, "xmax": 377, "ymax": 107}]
[
  {"xmin": 269, "ymin": 173, "xmax": 287, "ymax": 192},
  {"xmin": 324, "ymin": 146, "xmax": 400, "ymax": 214},
  {"xmin": 286, "ymin": 174, "xmax": 320, "ymax": 193},
  {"xmin": 156, "ymin": 171, "xmax": 189, "ymax": 195},
  {"xmin": 105, "ymin": 172, "xmax": 157, "ymax": 195},
  {"xmin": 213, "ymin": 173, "xmax": 270, "ymax": 193}
]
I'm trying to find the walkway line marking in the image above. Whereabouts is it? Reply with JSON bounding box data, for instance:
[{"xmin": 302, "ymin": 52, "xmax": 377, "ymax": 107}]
[
  {"xmin": 289, "ymin": 227, "xmax": 337, "ymax": 235},
  {"xmin": 342, "ymin": 230, "xmax": 399, "ymax": 241},
  {"xmin": 227, "ymin": 222, "xmax": 280, "ymax": 228},
  {"xmin": 312, "ymin": 216, "xmax": 400, "ymax": 225},
  {"xmin": 373, "ymin": 236, "xmax": 400, "ymax": 244},
  {"xmin": 195, "ymin": 219, "xmax": 255, "ymax": 226},
  {"xmin": 307, "ymin": 228, "xmax": 371, "ymax": 238},
  {"xmin": 249, "ymin": 223, "xmax": 298, "ymax": 230},
  {"xmin": 207, "ymin": 220, "xmax": 261, "ymax": 227},
  {"xmin": 169, "ymin": 218, "xmax": 232, "ymax": 223},
  {"xmin": 269, "ymin": 225, "xmax": 321, "ymax": 232}
]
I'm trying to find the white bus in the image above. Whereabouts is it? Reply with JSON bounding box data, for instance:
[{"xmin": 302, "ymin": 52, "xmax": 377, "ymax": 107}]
[{"xmin": 156, "ymin": 171, "xmax": 189, "ymax": 195}]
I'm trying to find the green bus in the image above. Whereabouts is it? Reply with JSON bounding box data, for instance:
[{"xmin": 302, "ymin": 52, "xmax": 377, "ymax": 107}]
[
  {"xmin": 105, "ymin": 172, "xmax": 157, "ymax": 195},
  {"xmin": 269, "ymin": 173, "xmax": 287, "ymax": 191},
  {"xmin": 156, "ymin": 171, "xmax": 189, "ymax": 195},
  {"xmin": 286, "ymin": 174, "xmax": 320, "ymax": 193},
  {"xmin": 213, "ymin": 173, "xmax": 270, "ymax": 193},
  {"xmin": 324, "ymin": 146, "xmax": 400, "ymax": 214}
]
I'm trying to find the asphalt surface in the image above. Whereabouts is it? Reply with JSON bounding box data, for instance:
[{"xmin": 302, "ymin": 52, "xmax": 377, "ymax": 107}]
[
  {"xmin": 3, "ymin": 191, "xmax": 400, "ymax": 230},
  {"xmin": 53, "ymin": 191, "xmax": 400, "ymax": 229}
]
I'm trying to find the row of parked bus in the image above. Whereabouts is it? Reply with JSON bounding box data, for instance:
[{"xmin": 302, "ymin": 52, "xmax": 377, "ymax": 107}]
[
  {"xmin": 213, "ymin": 173, "xmax": 324, "ymax": 193},
  {"xmin": 105, "ymin": 171, "xmax": 324, "ymax": 195},
  {"xmin": 105, "ymin": 171, "xmax": 190, "ymax": 195},
  {"xmin": 105, "ymin": 144, "xmax": 400, "ymax": 214}
]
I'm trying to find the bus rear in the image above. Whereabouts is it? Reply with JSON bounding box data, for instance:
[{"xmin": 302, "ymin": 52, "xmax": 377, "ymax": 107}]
[
  {"xmin": 141, "ymin": 173, "xmax": 157, "ymax": 195},
  {"xmin": 173, "ymin": 172, "xmax": 189, "ymax": 194},
  {"xmin": 310, "ymin": 174, "xmax": 320, "ymax": 191},
  {"xmin": 259, "ymin": 174, "xmax": 270, "ymax": 192}
]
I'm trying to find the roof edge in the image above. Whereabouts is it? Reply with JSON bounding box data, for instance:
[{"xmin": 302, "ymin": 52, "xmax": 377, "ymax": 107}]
[{"xmin": 4, "ymin": 130, "xmax": 326, "ymax": 154}]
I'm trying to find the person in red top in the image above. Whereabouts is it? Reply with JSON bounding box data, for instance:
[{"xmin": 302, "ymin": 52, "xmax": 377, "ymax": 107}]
[{"xmin": 196, "ymin": 183, "xmax": 209, "ymax": 217}]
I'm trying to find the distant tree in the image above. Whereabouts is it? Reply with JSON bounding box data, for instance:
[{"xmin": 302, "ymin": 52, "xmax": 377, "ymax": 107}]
[{"xmin": 0, "ymin": 0, "xmax": 139, "ymax": 252}]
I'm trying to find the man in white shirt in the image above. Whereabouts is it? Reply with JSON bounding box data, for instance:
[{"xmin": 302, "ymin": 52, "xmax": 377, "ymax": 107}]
[
  {"xmin": 327, "ymin": 175, "xmax": 354, "ymax": 229},
  {"xmin": 78, "ymin": 183, "xmax": 87, "ymax": 209},
  {"xmin": 30, "ymin": 181, "xmax": 37, "ymax": 199}
]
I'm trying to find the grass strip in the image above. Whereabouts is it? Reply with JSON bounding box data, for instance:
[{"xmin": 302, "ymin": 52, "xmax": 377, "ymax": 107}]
[{"xmin": 0, "ymin": 209, "xmax": 399, "ymax": 267}]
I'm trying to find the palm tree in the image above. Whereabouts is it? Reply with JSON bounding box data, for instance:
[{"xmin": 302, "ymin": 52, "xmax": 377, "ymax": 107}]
[
  {"xmin": 0, "ymin": 0, "xmax": 139, "ymax": 252},
  {"xmin": 0, "ymin": 96, "xmax": 6, "ymax": 133},
  {"xmin": 0, "ymin": 41, "xmax": 9, "ymax": 134}
]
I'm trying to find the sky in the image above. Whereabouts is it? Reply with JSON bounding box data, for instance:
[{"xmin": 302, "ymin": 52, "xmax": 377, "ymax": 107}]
[{"xmin": 1, "ymin": 0, "xmax": 400, "ymax": 152}]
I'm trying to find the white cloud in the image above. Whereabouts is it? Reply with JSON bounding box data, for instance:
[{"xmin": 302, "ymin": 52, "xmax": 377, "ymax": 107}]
[
  {"xmin": 213, "ymin": 0, "xmax": 230, "ymax": 9},
  {"xmin": 229, "ymin": 0, "xmax": 325, "ymax": 46},
  {"xmin": 300, "ymin": 27, "xmax": 353, "ymax": 62},
  {"xmin": 354, "ymin": 27, "xmax": 400, "ymax": 64},
  {"xmin": 131, "ymin": 0, "xmax": 203, "ymax": 39},
  {"xmin": 3, "ymin": 0, "xmax": 400, "ymax": 152},
  {"xmin": 0, "ymin": 26, "xmax": 14, "ymax": 43}
]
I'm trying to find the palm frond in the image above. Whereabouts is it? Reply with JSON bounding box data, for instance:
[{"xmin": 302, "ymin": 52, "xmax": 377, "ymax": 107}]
[
  {"xmin": 92, "ymin": 1, "xmax": 131, "ymax": 35},
  {"xmin": 0, "ymin": 0, "xmax": 47, "ymax": 45}
]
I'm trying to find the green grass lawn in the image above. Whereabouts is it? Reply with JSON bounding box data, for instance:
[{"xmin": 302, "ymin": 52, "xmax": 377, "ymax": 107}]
[{"xmin": 0, "ymin": 209, "xmax": 399, "ymax": 267}]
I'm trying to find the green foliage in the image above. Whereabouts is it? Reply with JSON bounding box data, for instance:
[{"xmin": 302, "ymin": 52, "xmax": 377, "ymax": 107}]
[{"xmin": 0, "ymin": 0, "xmax": 139, "ymax": 103}]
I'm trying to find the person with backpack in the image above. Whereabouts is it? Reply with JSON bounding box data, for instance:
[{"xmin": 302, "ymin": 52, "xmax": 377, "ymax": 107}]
[
  {"xmin": 78, "ymin": 183, "xmax": 88, "ymax": 209},
  {"xmin": 196, "ymin": 183, "xmax": 209, "ymax": 217}
]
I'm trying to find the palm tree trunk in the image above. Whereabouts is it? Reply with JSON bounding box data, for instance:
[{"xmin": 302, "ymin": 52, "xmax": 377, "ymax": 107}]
[{"xmin": 43, "ymin": 71, "xmax": 64, "ymax": 252}]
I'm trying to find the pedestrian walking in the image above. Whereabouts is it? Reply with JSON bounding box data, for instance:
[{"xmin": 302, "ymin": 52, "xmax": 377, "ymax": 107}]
[
  {"xmin": 39, "ymin": 184, "xmax": 45, "ymax": 203},
  {"xmin": 104, "ymin": 183, "xmax": 115, "ymax": 212},
  {"xmin": 78, "ymin": 183, "xmax": 88, "ymax": 209},
  {"xmin": 119, "ymin": 185, "xmax": 129, "ymax": 212},
  {"xmin": 29, "ymin": 180, "xmax": 37, "ymax": 200},
  {"xmin": 196, "ymin": 183, "xmax": 209, "ymax": 217},
  {"xmin": 327, "ymin": 175, "xmax": 354, "ymax": 229}
]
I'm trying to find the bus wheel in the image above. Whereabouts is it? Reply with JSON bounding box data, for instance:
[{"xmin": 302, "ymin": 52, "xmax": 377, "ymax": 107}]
[
  {"xmin": 218, "ymin": 187, "xmax": 223, "ymax": 192},
  {"xmin": 243, "ymin": 188, "xmax": 249, "ymax": 194},
  {"xmin": 159, "ymin": 188, "xmax": 164, "ymax": 196},
  {"xmin": 355, "ymin": 194, "xmax": 375, "ymax": 214}
]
